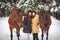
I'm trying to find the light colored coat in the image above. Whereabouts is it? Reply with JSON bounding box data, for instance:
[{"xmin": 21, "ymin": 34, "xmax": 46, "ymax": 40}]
[{"xmin": 32, "ymin": 14, "xmax": 39, "ymax": 33}]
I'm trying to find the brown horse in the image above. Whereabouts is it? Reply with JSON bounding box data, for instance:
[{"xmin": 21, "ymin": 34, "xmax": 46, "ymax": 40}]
[
  {"xmin": 8, "ymin": 7, "xmax": 24, "ymax": 40},
  {"xmin": 39, "ymin": 10, "xmax": 51, "ymax": 40}
]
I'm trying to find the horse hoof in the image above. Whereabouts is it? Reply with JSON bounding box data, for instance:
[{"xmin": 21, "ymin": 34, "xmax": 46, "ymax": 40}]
[{"xmin": 46, "ymin": 38, "xmax": 48, "ymax": 40}]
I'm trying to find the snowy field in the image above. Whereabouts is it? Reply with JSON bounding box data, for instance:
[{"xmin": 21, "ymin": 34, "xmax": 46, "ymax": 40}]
[{"xmin": 0, "ymin": 16, "xmax": 60, "ymax": 40}]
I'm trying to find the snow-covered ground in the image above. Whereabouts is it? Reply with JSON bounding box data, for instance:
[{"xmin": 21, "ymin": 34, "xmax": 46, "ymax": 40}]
[{"xmin": 0, "ymin": 16, "xmax": 60, "ymax": 40}]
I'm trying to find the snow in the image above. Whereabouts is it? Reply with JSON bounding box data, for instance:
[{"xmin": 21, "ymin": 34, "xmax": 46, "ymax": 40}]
[
  {"xmin": 0, "ymin": 16, "xmax": 60, "ymax": 40},
  {"xmin": 52, "ymin": 0, "xmax": 57, "ymax": 6},
  {"xmin": 50, "ymin": 7, "xmax": 59, "ymax": 13},
  {"xmin": 0, "ymin": 17, "xmax": 60, "ymax": 40},
  {"xmin": 49, "ymin": 0, "xmax": 57, "ymax": 7},
  {"xmin": 16, "ymin": 0, "xmax": 24, "ymax": 8},
  {"xmin": 0, "ymin": 1, "xmax": 60, "ymax": 40}
]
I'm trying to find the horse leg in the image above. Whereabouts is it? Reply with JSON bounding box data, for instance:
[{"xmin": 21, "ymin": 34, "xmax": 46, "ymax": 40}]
[
  {"xmin": 46, "ymin": 29, "xmax": 49, "ymax": 40},
  {"xmin": 11, "ymin": 30, "xmax": 13, "ymax": 40},
  {"xmin": 9, "ymin": 26, "xmax": 13, "ymax": 40},
  {"xmin": 17, "ymin": 31, "xmax": 20, "ymax": 40},
  {"xmin": 41, "ymin": 29, "xmax": 44, "ymax": 40},
  {"xmin": 16, "ymin": 28, "xmax": 20, "ymax": 40}
]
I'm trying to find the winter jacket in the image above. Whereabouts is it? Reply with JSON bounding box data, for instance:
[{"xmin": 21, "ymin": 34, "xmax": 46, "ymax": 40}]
[
  {"xmin": 23, "ymin": 16, "xmax": 32, "ymax": 33},
  {"xmin": 32, "ymin": 14, "xmax": 39, "ymax": 33}
]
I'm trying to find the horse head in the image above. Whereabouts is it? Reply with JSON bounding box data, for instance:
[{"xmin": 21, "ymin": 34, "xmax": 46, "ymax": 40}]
[{"xmin": 16, "ymin": 9, "xmax": 24, "ymax": 27}]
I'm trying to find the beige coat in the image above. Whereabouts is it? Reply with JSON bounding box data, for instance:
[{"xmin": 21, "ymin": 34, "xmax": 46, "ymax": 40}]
[{"xmin": 32, "ymin": 14, "xmax": 39, "ymax": 33}]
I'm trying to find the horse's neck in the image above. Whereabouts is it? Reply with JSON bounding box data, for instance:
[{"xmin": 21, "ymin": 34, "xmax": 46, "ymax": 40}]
[
  {"xmin": 11, "ymin": 7, "xmax": 17, "ymax": 15},
  {"xmin": 40, "ymin": 11, "xmax": 48, "ymax": 21}
]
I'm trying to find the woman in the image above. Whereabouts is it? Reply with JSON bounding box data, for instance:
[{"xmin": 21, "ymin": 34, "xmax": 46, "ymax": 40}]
[
  {"xmin": 23, "ymin": 10, "xmax": 32, "ymax": 40},
  {"xmin": 31, "ymin": 10, "xmax": 39, "ymax": 40}
]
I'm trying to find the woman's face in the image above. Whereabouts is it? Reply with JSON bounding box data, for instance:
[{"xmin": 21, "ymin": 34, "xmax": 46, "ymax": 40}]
[
  {"xmin": 32, "ymin": 12, "xmax": 36, "ymax": 17},
  {"xmin": 28, "ymin": 12, "xmax": 32, "ymax": 16}
]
